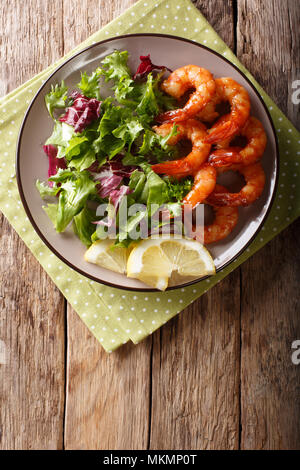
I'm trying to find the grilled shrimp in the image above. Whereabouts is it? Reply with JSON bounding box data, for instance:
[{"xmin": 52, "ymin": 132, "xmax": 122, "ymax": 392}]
[
  {"xmin": 182, "ymin": 164, "xmax": 217, "ymax": 209},
  {"xmin": 192, "ymin": 185, "xmax": 239, "ymax": 244},
  {"xmin": 209, "ymin": 117, "xmax": 267, "ymax": 167},
  {"xmin": 196, "ymin": 98, "xmax": 219, "ymax": 123},
  {"xmin": 207, "ymin": 162, "xmax": 265, "ymax": 207},
  {"xmin": 151, "ymin": 119, "xmax": 211, "ymax": 177},
  {"xmin": 156, "ymin": 65, "xmax": 216, "ymax": 123},
  {"xmin": 203, "ymin": 78, "xmax": 250, "ymax": 144}
]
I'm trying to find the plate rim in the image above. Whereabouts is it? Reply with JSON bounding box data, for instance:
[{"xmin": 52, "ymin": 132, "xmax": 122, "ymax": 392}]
[{"xmin": 16, "ymin": 33, "xmax": 279, "ymax": 292}]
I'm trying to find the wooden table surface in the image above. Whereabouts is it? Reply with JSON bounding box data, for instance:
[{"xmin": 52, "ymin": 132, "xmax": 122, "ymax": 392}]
[{"xmin": 0, "ymin": 0, "xmax": 299, "ymax": 450}]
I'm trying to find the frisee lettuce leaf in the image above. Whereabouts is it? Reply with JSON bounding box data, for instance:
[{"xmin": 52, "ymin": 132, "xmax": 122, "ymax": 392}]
[
  {"xmin": 48, "ymin": 169, "xmax": 97, "ymax": 232},
  {"xmin": 36, "ymin": 180, "xmax": 60, "ymax": 198},
  {"xmin": 165, "ymin": 177, "xmax": 193, "ymax": 202},
  {"xmin": 77, "ymin": 69, "xmax": 102, "ymax": 100},
  {"xmin": 73, "ymin": 206, "xmax": 96, "ymax": 247},
  {"xmin": 45, "ymin": 81, "xmax": 69, "ymax": 119},
  {"xmin": 138, "ymin": 124, "xmax": 178, "ymax": 161}
]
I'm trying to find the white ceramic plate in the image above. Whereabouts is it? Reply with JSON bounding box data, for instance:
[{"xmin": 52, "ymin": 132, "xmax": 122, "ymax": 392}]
[{"xmin": 16, "ymin": 34, "xmax": 278, "ymax": 291}]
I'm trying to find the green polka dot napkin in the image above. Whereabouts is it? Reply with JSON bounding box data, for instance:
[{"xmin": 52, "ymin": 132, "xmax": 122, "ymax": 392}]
[{"xmin": 0, "ymin": 0, "xmax": 299, "ymax": 352}]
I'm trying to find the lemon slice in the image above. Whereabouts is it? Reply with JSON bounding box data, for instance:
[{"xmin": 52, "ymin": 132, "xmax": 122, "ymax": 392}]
[
  {"xmin": 84, "ymin": 239, "xmax": 129, "ymax": 274},
  {"xmin": 127, "ymin": 237, "xmax": 215, "ymax": 290}
]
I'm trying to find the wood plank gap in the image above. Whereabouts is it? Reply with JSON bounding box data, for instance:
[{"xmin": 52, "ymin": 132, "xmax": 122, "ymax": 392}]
[
  {"xmin": 238, "ymin": 267, "xmax": 242, "ymax": 450},
  {"xmin": 232, "ymin": 0, "xmax": 238, "ymax": 54},
  {"xmin": 62, "ymin": 298, "xmax": 68, "ymax": 450},
  {"xmin": 147, "ymin": 336, "xmax": 154, "ymax": 450}
]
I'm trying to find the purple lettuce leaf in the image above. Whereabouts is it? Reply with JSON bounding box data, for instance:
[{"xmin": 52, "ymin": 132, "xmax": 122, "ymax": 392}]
[
  {"xmin": 43, "ymin": 144, "xmax": 67, "ymax": 187},
  {"xmin": 133, "ymin": 54, "xmax": 172, "ymax": 80},
  {"xmin": 59, "ymin": 92, "xmax": 101, "ymax": 133}
]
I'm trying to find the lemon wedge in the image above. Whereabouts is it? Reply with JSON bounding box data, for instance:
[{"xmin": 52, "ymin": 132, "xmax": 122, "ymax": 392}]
[
  {"xmin": 127, "ymin": 237, "xmax": 215, "ymax": 291},
  {"xmin": 84, "ymin": 239, "xmax": 129, "ymax": 274}
]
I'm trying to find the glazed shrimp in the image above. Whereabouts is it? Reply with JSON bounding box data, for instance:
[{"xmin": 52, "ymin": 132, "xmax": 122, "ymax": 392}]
[
  {"xmin": 151, "ymin": 119, "xmax": 211, "ymax": 177},
  {"xmin": 197, "ymin": 98, "xmax": 219, "ymax": 123},
  {"xmin": 156, "ymin": 65, "xmax": 216, "ymax": 123},
  {"xmin": 182, "ymin": 164, "xmax": 217, "ymax": 209},
  {"xmin": 209, "ymin": 117, "xmax": 267, "ymax": 167},
  {"xmin": 207, "ymin": 162, "xmax": 265, "ymax": 207},
  {"xmin": 192, "ymin": 185, "xmax": 239, "ymax": 244},
  {"xmin": 203, "ymin": 78, "xmax": 250, "ymax": 144}
]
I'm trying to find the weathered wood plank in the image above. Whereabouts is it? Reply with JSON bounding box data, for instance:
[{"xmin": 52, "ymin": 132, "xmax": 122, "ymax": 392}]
[
  {"xmin": 62, "ymin": 0, "xmax": 151, "ymax": 450},
  {"xmin": 64, "ymin": 309, "xmax": 151, "ymax": 450},
  {"xmin": 0, "ymin": 1, "xmax": 66, "ymax": 449},
  {"xmin": 237, "ymin": 0, "xmax": 300, "ymax": 450},
  {"xmin": 149, "ymin": 0, "xmax": 241, "ymax": 450},
  {"xmin": 149, "ymin": 274, "xmax": 241, "ymax": 450},
  {"xmin": 192, "ymin": 0, "xmax": 236, "ymax": 49}
]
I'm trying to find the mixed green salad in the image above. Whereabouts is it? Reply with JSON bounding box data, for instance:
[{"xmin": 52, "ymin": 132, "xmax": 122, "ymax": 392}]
[{"xmin": 37, "ymin": 51, "xmax": 193, "ymax": 248}]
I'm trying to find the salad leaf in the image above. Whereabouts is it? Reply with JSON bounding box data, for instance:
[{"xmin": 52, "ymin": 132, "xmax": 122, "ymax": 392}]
[
  {"xmin": 138, "ymin": 124, "xmax": 178, "ymax": 161},
  {"xmin": 151, "ymin": 71, "xmax": 176, "ymax": 111},
  {"xmin": 118, "ymin": 209, "xmax": 148, "ymax": 242},
  {"xmin": 45, "ymin": 121, "xmax": 75, "ymax": 158},
  {"xmin": 69, "ymin": 148, "xmax": 96, "ymax": 171},
  {"xmin": 59, "ymin": 92, "xmax": 101, "ymax": 133},
  {"xmin": 45, "ymin": 81, "xmax": 69, "ymax": 119},
  {"xmin": 63, "ymin": 134, "xmax": 96, "ymax": 171},
  {"xmin": 136, "ymin": 73, "xmax": 159, "ymax": 123},
  {"xmin": 49, "ymin": 170, "xmax": 97, "ymax": 232},
  {"xmin": 129, "ymin": 169, "xmax": 146, "ymax": 199},
  {"xmin": 36, "ymin": 180, "xmax": 60, "ymax": 198},
  {"xmin": 95, "ymin": 160, "xmax": 136, "ymax": 198},
  {"xmin": 101, "ymin": 50, "xmax": 135, "ymax": 106},
  {"xmin": 43, "ymin": 203, "xmax": 58, "ymax": 225},
  {"xmin": 97, "ymin": 172, "xmax": 123, "ymax": 199},
  {"xmin": 73, "ymin": 206, "xmax": 96, "ymax": 247},
  {"xmin": 121, "ymin": 153, "xmax": 146, "ymax": 166},
  {"xmin": 110, "ymin": 185, "xmax": 131, "ymax": 209},
  {"xmin": 43, "ymin": 144, "xmax": 67, "ymax": 185},
  {"xmin": 77, "ymin": 69, "xmax": 101, "ymax": 100},
  {"xmin": 101, "ymin": 50, "xmax": 131, "ymax": 83},
  {"xmin": 133, "ymin": 54, "xmax": 172, "ymax": 80},
  {"xmin": 112, "ymin": 117, "xmax": 144, "ymax": 152},
  {"xmin": 165, "ymin": 177, "xmax": 193, "ymax": 202},
  {"xmin": 94, "ymin": 104, "xmax": 143, "ymax": 158},
  {"xmin": 128, "ymin": 164, "xmax": 170, "ymax": 215},
  {"xmin": 65, "ymin": 135, "xmax": 89, "ymax": 158}
]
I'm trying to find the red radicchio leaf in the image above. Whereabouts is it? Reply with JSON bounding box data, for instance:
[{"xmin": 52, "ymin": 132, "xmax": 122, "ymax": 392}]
[
  {"xmin": 91, "ymin": 158, "xmax": 137, "ymax": 198},
  {"xmin": 59, "ymin": 92, "xmax": 101, "ymax": 133},
  {"xmin": 43, "ymin": 144, "xmax": 67, "ymax": 187},
  {"xmin": 97, "ymin": 172, "xmax": 123, "ymax": 199},
  {"xmin": 133, "ymin": 54, "xmax": 172, "ymax": 80},
  {"xmin": 92, "ymin": 215, "xmax": 115, "ymax": 228},
  {"xmin": 109, "ymin": 185, "xmax": 131, "ymax": 209},
  {"xmin": 93, "ymin": 185, "xmax": 131, "ymax": 229}
]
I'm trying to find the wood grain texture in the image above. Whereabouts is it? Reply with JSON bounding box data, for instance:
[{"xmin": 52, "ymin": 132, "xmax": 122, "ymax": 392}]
[
  {"xmin": 62, "ymin": 0, "xmax": 152, "ymax": 451},
  {"xmin": 192, "ymin": 0, "xmax": 235, "ymax": 49},
  {"xmin": 64, "ymin": 308, "xmax": 151, "ymax": 450},
  {"xmin": 0, "ymin": 1, "xmax": 65, "ymax": 449},
  {"xmin": 237, "ymin": 0, "xmax": 300, "ymax": 450},
  {"xmin": 149, "ymin": 273, "xmax": 241, "ymax": 450}
]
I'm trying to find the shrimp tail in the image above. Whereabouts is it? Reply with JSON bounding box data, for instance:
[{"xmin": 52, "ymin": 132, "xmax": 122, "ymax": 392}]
[
  {"xmin": 208, "ymin": 147, "xmax": 243, "ymax": 167},
  {"xmin": 204, "ymin": 120, "xmax": 239, "ymax": 144},
  {"xmin": 151, "ymin": 160, "xmax": 192, "ymax": 177},
  {"xmin": 156, "ymin": 109, "xmax": 185, "ymax": 123}
]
